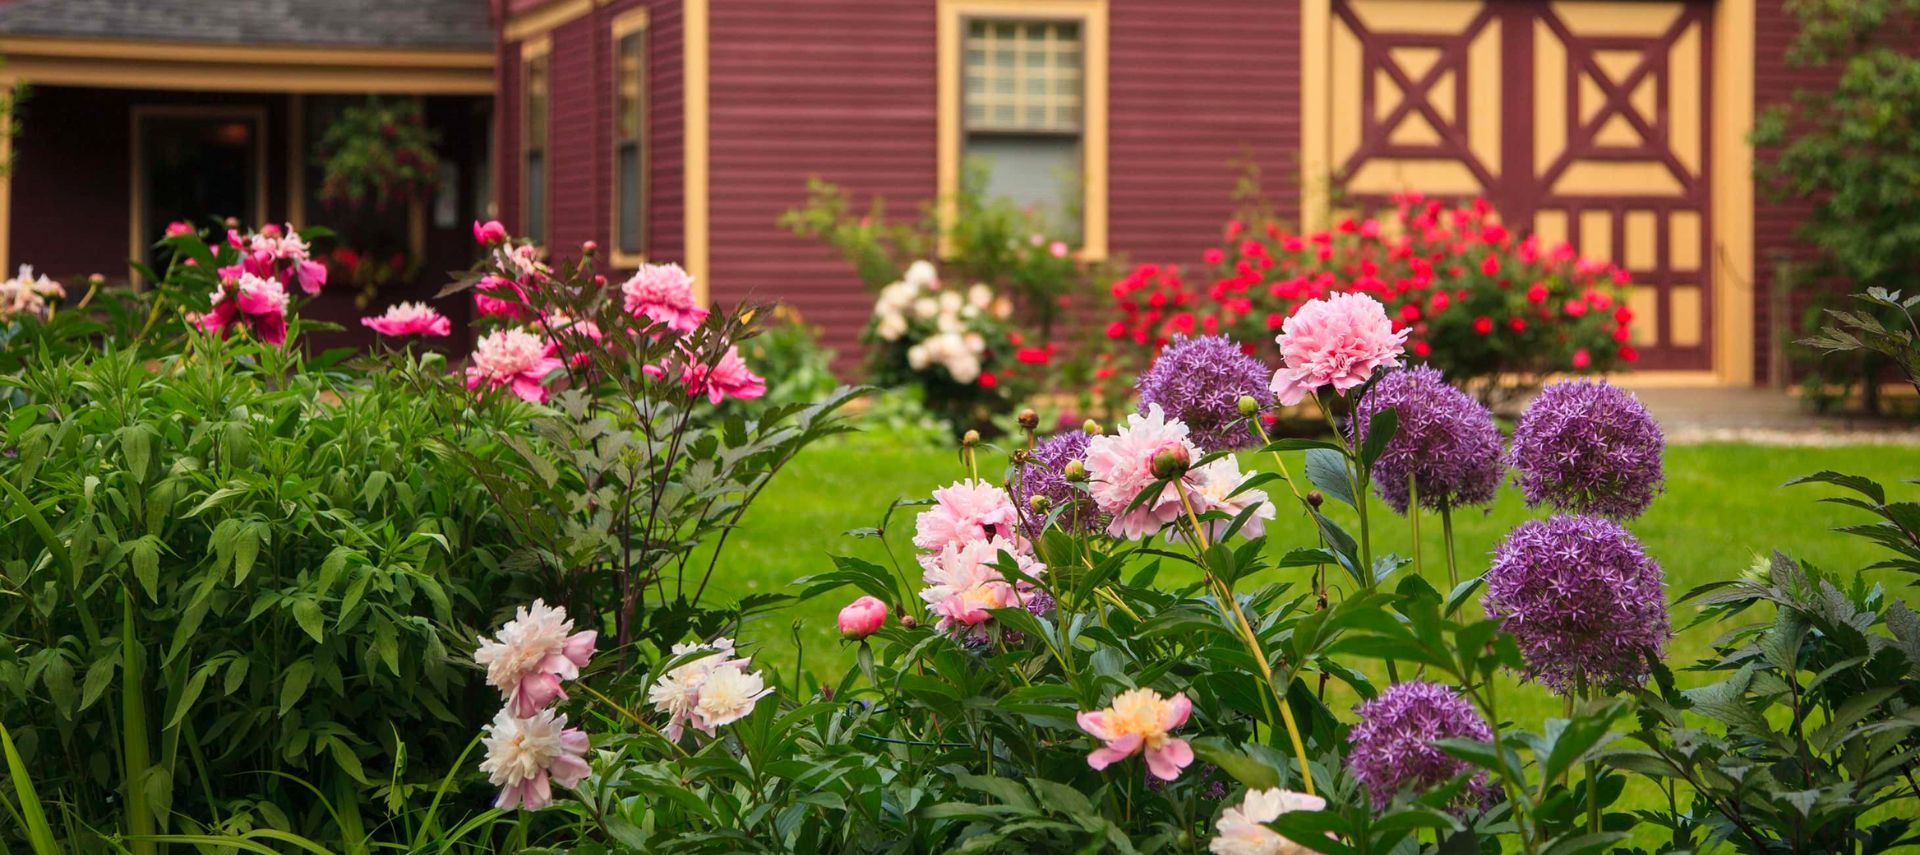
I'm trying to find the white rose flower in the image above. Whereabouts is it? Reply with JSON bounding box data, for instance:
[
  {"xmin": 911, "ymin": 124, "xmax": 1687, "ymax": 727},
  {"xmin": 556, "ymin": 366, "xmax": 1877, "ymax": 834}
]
[
  {"xmin": 904, "ymin": 259, "xmax": 939, "ymax": 291},
  {"xmin": 968, "ymin": 283, "xmax": 993, "ymax": 308},
  {"xmin": 912, "ymin": 297, "xmax": 939, "ymax": 320},
  {"xmin": 907, "ymin": 343, "xmax": 931, "ymax": 370}
]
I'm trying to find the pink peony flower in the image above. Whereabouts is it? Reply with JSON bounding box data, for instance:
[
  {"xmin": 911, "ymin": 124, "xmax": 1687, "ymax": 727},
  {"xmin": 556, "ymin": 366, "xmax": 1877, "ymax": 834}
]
[
  {"xmin": 914, "ymin": 479, "xmax": 1021, "ymax": 553},
  {"xmin": 1209, "ymin": 788, "xmax": 1327, "ymax": 855},
  {"xmin": 647, "ymin": 638, "xmax": 764, "ymax": 740},
  {"xmin": 918, "ymin": 536, "xmax": 1046, "ymax": 640},
  {"xmin": 621, "ymin": 263, "xmax": 709, "ymax": 332},
  {"xmin": 199, "ymin": 272, "xmax": 290, "ymax": 344},
  {"xmin": 473, "ymin": 275, "xmax": 525, "ymax": 318},
  {"xmin": 682, "ymin": 345, "xmax": 766, "ymax": 404},
  {"xmin": 295, "ymin": 258, "xmax": 326, "ymax": 295},
  {"xmin": 479, "ymin": 707, "xmax": 591, "ymax": 811},
  {"xmin": 474, "ymin": 599, "xmax": 598, "ymax": 718},
  {"xmin": 1269, "ymin": 293, "xmax": 1408, "ymax": 406},
  {"xmin": 474, "ymin": 219, "xmax": 509, "ymax": 244},
  {"xmin": 1077, "ymin": 688, "xmax": 1195, "ymax": 781},
  {"xmin": 361, "ymin": 301, "xmax": 451, "ymax": 337},
  {"xmin": 164, "ymin": 221, "xmax": 196, "ymax": 238},
  {"xmin": 540, "ymin": 313, "xmax": 605, "ymax": 367},
  {"xmin": 466, "ymin": 328, "xmax": 565, "ymax": 404},
  {"xmin": 1084, "ymin": 404, "xmax": 1203, "ymax": 540},
  {"xmin": 838, "ymin": 596, "xmax": 888, "ymax": 640}
]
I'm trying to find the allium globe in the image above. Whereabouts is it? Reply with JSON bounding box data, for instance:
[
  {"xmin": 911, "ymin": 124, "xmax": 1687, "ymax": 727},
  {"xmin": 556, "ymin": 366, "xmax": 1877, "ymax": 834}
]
[
  {"xmin": 1135, "ymin": 335, "xmax": 1272, "ymax": 451},
  {"xmin": 1015, "ymin": 431, "xmax": 1107, "ymax": 534},
  {"xmin": 1348, "ymin": 366, "xmax": 1503, "ymax": 514},
  {"xmin": 1482, "ymin": 515, "xmax": 1671, "ymax": 694},
  {"xmin": 1270, "ymin": 292, "xmax": 1408, "ymax": 406},
  {"xmin": 1509, "ymin": 380, "xmax": 1664, "ymax": 518},
  {"xmin": 1347, "ymin": 681, "xmax": 1496, "ymax": 807}
]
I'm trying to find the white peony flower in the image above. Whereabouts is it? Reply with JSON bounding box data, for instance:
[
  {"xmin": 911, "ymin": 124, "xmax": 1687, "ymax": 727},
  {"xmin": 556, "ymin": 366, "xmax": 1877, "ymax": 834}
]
[
  {"xmin": 690, "ymin": 665, "xmax": 772, "ymax": 735},
  {"xmin": 479, "ymin": 706, "xmax": 591, "ymax": 811},
  {"xmin": 904, "ymin": 259, "xmax": 939, "ymax": 290},
  {"xmin": 1209, "ymin": 788, "xmax": 1326, "ymax": 855},
  {"xmin": 647, "ymin": 638, "xmax": 756, "ymax": 740},
  {"xmin": 912, "ymin": 296, "xmax": 940, "ymax": 319},
  {"xmin": 1187, "ymin": 456, "xmax": 1276, "ymax": 540}
]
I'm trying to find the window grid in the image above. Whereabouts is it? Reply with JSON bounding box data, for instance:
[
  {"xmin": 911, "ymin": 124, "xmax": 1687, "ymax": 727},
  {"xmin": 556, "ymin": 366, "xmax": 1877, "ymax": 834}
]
[{"xmin": 964, "ymin": 19, "xmax": 1082, "ymax": 134}]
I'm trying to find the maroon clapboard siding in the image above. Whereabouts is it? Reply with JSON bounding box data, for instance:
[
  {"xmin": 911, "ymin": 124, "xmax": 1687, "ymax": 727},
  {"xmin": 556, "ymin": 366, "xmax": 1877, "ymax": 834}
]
[
  {"xmin": 1750, "ymin": 0, "xmax": 1835, "ymax": 386},
  {"xmin": 703, "ymin": 0, "xmax": 1302, "ymax": 363},
  {"xmin": 706, "ymin": 0, "xmax": 937, "ymax": 362},
  {"xmin": 496, "ymin": 0, "xmax": 684, "ymax": 269},
  {"xmin": 1108, "ymin": 0, "xmax": 1297, "ymax": 267}
]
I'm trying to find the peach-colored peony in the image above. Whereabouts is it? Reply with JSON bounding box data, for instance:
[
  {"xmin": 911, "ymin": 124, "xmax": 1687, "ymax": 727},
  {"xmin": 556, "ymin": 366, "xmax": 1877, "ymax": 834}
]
[
  {"xmin": 466, "ymin": 328, "xmax": 565, "ymax": 404},
  {"xmin": 479, "ymin": 707, "xmax": 591, "ymax": 811},
  {"xmin": 1077, "ymin": 688, "xmax": 1195, "ymax": 781},
  {"xmin": 474, "ymin": 599, "xmax": 598, "ymax": 717},
  {"xmin": 918, "ymin": 536, "xmax": 1046, "ymax": 640},
  {"xmin": 647, "ymin": 638, "xmax": 762, "ymax": 740},
  {"xmin": 361, "ymin": 301, "xmax": 451, "ymax": 337},
  {"xmin": 1209, "ymin": 788, "xmax": 1327, "ymax": 855},
  {"xmin": 621, "ymin": 263, "xmax": 709, "ymax": 332},
  {"xmin": 1269, "ymin": 292, "xmax": 1408, "ymax": 406},
  {"xmin": 913, "ymin": 479, "xmax": 1021, "ymax": 553},
  {"xmin": 1084, "ymin": 404, "xmax": 1203, "ymax": 540}
]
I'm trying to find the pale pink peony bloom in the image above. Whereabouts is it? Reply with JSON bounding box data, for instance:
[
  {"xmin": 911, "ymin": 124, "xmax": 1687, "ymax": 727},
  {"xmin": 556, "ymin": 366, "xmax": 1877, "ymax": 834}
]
[
  {"xmin": 0, "ymin": 265, "xmax": 65, "ymax": 322},
  {"xmin": 837, "ymin": 595, "xmax": 888, "ymax": 639},
  {"xmin": 1084, "ymin": 404, "xmax": 1204, "ymax": 540},
  {"xmin": 682, "ymin": 345, "xmax": 766, "ymax": 404},
  {"xmin": 1077, "ymin": 688, "xmax": 1195, "ymax": 781},
  {"xmin": 479, "ymin": 707, "xmax": 591, "ymax": 811},
  {"xmin": 918, "ymin": 536, "xmax": 1046, "ymax": 640},
  {"xmin": 466, "ymin": 328, "xmax": 565, "ymax": 404},
  {"xmin": 1209, "ymin": 788, "xmax": 1327, "ymax": 855},
  {"xmin": 474, "ymin": 599, "xmax": 598, "ymax": 717},
  {"xmin": 689, "ymin": 665, "xmax": 772, "ymax": 735},
  {"xmin": 1186, "ymin": 456, "xmax": 1276, "ymax": 541},
  {"xmin": 913, "ymin": 479, "xmax": 1021, "ymax": 553},
  {"xmin": 1270, "ymin": 292, "xmax": 1408, "ymax": 406},
  {"xmin": 361, "ymin": 301, "xmax": 451, "ymax": 337},
  {"xmin": 621, "ymin": 262, "xmax": 709, "ymax": 332},
  {"xmin": 474, "ymin": 219, "xmax": 509, "ymax": 244},
  {"xmin": 647, "ymin": 638, "xmax": 760, "ymax": 740}
]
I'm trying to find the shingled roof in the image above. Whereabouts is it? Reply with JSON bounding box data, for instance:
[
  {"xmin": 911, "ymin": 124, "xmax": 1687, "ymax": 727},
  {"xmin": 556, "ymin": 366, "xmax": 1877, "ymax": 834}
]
[{"xmin": 0, "ymin": 0, "xmax": 492, "ymax": 51}]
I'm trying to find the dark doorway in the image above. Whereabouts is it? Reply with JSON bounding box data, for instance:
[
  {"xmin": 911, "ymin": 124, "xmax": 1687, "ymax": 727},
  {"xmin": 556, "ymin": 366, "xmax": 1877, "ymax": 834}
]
[{"xmin": 134, "ymin": 108, "xmax": 264, "ymax": 270}]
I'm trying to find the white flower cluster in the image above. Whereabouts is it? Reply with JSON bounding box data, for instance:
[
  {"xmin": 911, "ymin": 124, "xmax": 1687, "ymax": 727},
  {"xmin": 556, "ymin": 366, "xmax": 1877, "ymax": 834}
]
[
  {"xmin": 646, "ymin": 637, "xmax": 772, "ymax": 741},
  {"xmin": 868, "ymin": 260, "xmax": 1011, "ymax": 385},
  {"xmin": 0, "ymin": 265, "xmax": 65, "ymax": 322}
]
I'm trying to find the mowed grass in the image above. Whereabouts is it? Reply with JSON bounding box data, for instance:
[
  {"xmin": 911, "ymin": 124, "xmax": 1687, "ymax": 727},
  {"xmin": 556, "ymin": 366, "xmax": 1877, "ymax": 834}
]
[{"xmin": 699, "ymin": 431, "xmax": 1920, "ymax": 829}]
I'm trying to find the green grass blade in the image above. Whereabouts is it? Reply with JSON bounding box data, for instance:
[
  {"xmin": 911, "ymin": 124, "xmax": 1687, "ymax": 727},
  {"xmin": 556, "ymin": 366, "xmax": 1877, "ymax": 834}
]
[{"xmin": 0, "ymin": 722, "xmax": 62, "ymax": 855}]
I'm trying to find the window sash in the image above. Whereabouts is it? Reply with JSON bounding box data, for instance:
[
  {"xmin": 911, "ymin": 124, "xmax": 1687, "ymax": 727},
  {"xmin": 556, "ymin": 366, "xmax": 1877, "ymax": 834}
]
[
  {"xmin": 963, "ymin": 19, "xmax": 1083, "ymax": 134},
  {"xmin": 612, "ymin": 27, "xmax": 648, "ymax": 258}
]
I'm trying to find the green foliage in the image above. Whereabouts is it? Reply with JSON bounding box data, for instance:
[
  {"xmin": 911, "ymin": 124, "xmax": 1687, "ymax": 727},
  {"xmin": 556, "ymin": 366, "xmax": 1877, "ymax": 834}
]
[
  {"xmin": 735, "ymin": 304, "xmax": 841, "ymax": 411},
  {"xmin": 1798, "ymin": 287, "xmax": 1920, "ymax": 400},
  {"xmin": 314, "ymin": 98, "xmax": 442, "ymax": 210}
]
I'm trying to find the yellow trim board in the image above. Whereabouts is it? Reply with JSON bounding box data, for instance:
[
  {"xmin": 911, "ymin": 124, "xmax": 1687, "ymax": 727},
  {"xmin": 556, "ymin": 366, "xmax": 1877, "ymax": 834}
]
[
  {"xmin": 609, "ymin": 7, "xmax": 652, "ymax": 270},
  {"xmin": 684, "ymin": 0, "xmax": 710, "ymax": 302},
  {"xmin": 0, "ymin": 35, "xmax": 492, "ymax": 94},
  {"xmin": 936, "ymin": 0, "xmax": 1108, "ymax": 259},
  {"xmin": 1710, "ymin": 0, "xmax": 1755, "ymax": 385},
  {"xmin": 503, "ymin": 0, "xmax": 594, "ymax": 42}
]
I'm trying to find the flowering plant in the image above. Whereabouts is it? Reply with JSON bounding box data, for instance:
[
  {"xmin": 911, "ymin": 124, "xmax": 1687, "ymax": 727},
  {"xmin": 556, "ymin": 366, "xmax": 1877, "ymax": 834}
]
[
  {"xmin": 314, "ymin": 97, "xmax": 442, "ymax": 210},
  {"xmin": 864, "ymin": 259, "xmax": 1031, "ymax": 432},
  {"xmin": 1106, "ymin": 195, "xmax": 1637, "ymax": 407}
]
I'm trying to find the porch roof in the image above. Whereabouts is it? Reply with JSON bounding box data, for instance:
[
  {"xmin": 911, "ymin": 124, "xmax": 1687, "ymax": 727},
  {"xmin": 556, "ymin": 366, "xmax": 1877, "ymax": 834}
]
[{"xmin": 0, "ymin": 0, "xmax": 492, "ymax": 50}]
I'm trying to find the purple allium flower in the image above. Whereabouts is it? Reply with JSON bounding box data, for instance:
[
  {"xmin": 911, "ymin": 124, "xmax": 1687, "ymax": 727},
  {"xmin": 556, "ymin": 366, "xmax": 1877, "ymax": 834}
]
[
  {"xmin": 1348, "ymin": 366, "xmax": 1503, "ymax": 514},
  {"xmin": 1135, "ymin": 335, "xmax": 1272, "ymax": 451},
  {"xmin": 1482, "ymin": 515, "xmax": 1671, "ymax": 694},
  {"xmin": 1347, "ymin": 681, "xmax": 1496, "ymax": 808},
  {"xmin": 1025, "ymin": 589, "xmax": 1057, "ymax": 618},
  {"xmin": 1017, "ymin": 431, "xmax": 1107, "ymax": 534},
  {"xmin": 1508, "ymin": 380, "xmax": 1664, "ymax": 519}
]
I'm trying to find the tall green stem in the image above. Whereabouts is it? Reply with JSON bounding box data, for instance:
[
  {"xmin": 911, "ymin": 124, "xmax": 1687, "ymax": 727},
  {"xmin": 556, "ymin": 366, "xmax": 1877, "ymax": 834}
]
[
  {"xmin": 1439, "ymin": 500, "xmax": 1460, "ymax": 591},
  {"xmin": 1408, "ymin": 474, "xmax": 1423, "ymax": 583}
]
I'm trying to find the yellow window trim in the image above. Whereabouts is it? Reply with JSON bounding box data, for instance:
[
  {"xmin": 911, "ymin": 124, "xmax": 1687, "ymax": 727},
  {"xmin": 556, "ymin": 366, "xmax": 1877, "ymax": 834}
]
[
  {"xmin": 1297, "ymin": 0, "xmax": 1755, "ymax": 385},
  {"xmin": 937, "ymin": 0, "xmax": 1108, "ymax": 260},
  {"xmin": 127, "ymin": 105, "xmax": 271, "ymax": 283},
  {"xmin": 521, "ymin": 37, "xmax": 553, "ymax": 249},
  {"xmin": 684, "ymin": 0, "xmax": 710, "ymax": 303},
  {"xmin": 609, "ymin": 8, "xmax": 651, "ymax": 270}
]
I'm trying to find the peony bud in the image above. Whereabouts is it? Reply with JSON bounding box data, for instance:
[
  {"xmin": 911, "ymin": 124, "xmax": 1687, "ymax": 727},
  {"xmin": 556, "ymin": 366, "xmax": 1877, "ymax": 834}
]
[
  {"xmin": 1029, "ymin": 494, "xmax": 1052, "ymax": 514},
  {"xmin": 1307, "ymin": 490, "xmax": 1324, "ymax": 509},
  {"xmin": 1237, "ymin": 395, "xmax": 1261, "ymax": 416},
  {"xmin": 1151, "ymin": 445, "xmax": 1191, "ymax": 480},
  {"xmin": 962, "ymin": 429, "xmax": 981, "ymax": 447},
  {"xmin": 472, "ymin": 219, "xmax": 508, "ymax": 245},
  {"xmin": 582, "ymin": 241, "xmax": 598, "ymax": 255},
  {"xmin": 1017, "ymin": 408, "xmax": 1039, "ymax": 431},
  {"xmin": 900, "ymin": 615, "xmax": 920, "ymax": 629},
  {"xmin": 837, "ymin": 596, "xmax": 887, "ymax": 640},
  {"xmin": 1064, "ymin": 459, "xmax": 1088, "ymax": 482},
  {"xmin": 1082, "ymin": 419, "xmax": 1102, "ymax": 436}
]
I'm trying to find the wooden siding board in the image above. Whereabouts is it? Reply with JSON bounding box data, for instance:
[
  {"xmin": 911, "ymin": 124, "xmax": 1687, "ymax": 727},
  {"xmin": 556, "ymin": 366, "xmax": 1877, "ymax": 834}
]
[{"xmin": 1751, "ymin": 0, "xmax": 1832, "ymax": 386}]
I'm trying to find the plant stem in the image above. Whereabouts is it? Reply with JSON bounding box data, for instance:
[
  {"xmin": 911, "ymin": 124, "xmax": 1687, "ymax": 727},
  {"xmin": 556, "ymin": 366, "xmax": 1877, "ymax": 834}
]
[
  {"xmin": 1408, "ymin": 474, "xmax": 1423, "ymax": 583},
  {"xmin": 1439, "ymin": 500, "xmax": 1460, "ymax": 592},
  {"xmin": 1581, "ymin": 677, "xmax": 1601, "ymax": 834},
  {"xmin": 1175, "ymin": 479, "xmax": 1315, "ymax": 797}
]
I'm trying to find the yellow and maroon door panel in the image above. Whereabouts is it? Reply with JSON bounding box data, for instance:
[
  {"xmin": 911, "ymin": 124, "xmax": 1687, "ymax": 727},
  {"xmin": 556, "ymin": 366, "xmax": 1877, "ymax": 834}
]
[{"xmin": 1327, "ymin": 0, "xmax": 1713, "ymax": 370}]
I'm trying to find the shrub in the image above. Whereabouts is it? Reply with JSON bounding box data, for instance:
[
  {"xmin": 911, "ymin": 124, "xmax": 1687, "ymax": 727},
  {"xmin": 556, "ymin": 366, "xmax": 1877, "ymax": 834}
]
[{"xmin": 1105, "ymin": 195, "xmax": 1635, "ymax": 407}]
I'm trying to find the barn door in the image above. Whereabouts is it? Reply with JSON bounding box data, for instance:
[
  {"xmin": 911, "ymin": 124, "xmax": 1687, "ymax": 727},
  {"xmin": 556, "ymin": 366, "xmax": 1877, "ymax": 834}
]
[{"xmin": 1328, "ymin": 0, "xmax": 1713, "ymax": 370}]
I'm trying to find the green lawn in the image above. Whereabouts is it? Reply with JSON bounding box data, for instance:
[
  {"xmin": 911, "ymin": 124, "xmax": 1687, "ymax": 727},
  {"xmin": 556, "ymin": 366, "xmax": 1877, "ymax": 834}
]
[{"xmin": 700, "ymin": 432, "xmax": 1919, "ymax": 827}]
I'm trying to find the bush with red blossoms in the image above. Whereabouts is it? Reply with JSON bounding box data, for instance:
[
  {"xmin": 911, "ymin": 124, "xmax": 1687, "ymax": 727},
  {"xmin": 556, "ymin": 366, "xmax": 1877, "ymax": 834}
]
[{"xmin": 1105, "ymin": 195, "xmax": 1635, "ymax": 407}]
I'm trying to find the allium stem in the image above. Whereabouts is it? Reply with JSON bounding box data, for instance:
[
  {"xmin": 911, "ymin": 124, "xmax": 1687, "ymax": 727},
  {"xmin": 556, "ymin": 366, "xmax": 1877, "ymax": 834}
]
[
  {"xmin": 1173, "ymin": 477, "xmax": 1316, "ymax": 798},
  {"xmin": 1408, "ymin": 474, "xmax": 1423, "ymax": 583},
  {"xmin": 1440, "ymin": 500, "xmax": 1460, "ymax": 592}
]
